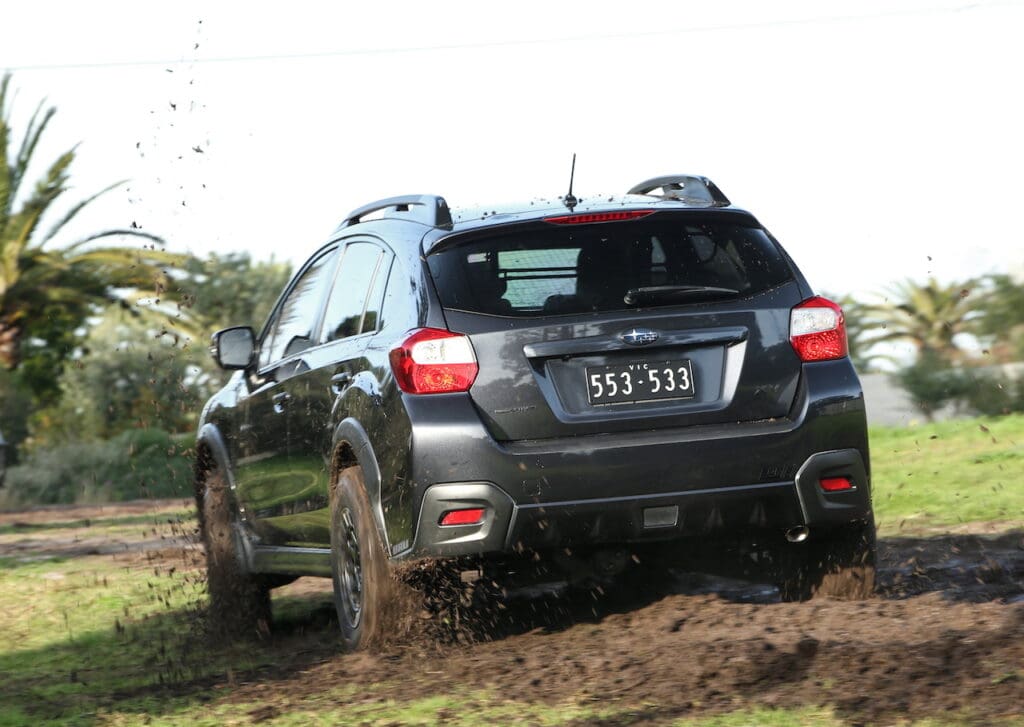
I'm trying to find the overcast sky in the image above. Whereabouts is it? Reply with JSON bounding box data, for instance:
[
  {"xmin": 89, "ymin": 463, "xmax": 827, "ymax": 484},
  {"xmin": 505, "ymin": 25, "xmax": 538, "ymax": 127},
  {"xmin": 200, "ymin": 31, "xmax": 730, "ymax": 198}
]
[{"xmin": 4, "ymin": 0, "xmax": 1023, "ymax": 300}]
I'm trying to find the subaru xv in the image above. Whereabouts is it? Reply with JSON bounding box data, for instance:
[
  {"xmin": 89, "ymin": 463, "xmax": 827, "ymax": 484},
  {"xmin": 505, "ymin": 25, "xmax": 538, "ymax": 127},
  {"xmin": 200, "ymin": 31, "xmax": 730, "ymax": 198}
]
[{"xmin": 195, "ymin": 174, "xmax": 875, "ymax": 648}]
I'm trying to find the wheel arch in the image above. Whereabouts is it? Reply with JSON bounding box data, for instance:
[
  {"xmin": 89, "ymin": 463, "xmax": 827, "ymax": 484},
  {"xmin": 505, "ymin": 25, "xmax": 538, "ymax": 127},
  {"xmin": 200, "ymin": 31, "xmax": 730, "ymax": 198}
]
[
  {"xmin": 330, "ymin": 417, "xmax": 390, "ymax": 555},
  {"xmin": 194, "ymin": 424, "xmax": 241, "ymax": 535}
]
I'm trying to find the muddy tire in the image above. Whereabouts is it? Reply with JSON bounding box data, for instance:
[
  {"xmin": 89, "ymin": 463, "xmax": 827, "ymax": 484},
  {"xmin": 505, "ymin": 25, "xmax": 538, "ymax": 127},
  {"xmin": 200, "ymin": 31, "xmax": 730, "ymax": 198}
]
[
  {"xmin": 330, "ymin": 465, "xmax": 392, "ymax": 651},
  {"xmin": 196, "ymin": 464, "xmax": 272, "ymax": 637},
  {"xmin": 776, "ymin": 518, "xmax": 877, "ymax": 601}
]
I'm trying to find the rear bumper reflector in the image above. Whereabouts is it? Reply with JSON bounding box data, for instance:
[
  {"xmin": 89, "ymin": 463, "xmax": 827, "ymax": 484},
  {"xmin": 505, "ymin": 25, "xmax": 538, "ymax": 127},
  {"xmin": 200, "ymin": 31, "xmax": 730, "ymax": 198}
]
[{"xmin": 819, "ymin": 477, "xmax": 853, "ymax": 492}]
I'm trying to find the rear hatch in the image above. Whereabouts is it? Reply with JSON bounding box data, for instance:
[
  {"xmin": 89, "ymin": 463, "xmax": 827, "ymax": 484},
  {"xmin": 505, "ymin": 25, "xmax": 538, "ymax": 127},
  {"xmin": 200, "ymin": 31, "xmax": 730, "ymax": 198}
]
[{"xmin": 426, "ymin": 209, "xmax": 804, "ymax": 442}]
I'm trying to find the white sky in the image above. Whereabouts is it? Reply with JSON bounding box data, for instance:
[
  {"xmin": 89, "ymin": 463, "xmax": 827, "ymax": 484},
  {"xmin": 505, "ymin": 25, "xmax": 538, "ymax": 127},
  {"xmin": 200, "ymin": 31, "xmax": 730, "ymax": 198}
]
[{"xmin": 4, "ymin": 0, "xmax": 1024, "ymax": 299}]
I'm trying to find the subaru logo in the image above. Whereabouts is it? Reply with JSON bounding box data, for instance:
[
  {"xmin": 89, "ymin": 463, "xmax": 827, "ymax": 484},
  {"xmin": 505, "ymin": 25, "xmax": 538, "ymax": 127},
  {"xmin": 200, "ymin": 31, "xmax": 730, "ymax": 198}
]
[{"xmin": 621, "ymin": 328, "xmax": 659, "ymax": 346}]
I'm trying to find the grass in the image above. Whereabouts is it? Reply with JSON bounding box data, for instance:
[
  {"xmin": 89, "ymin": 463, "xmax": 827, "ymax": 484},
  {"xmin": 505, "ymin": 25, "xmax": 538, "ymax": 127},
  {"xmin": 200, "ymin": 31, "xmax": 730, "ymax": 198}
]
[{"xmin": 870, "ymin": 413, "xmax": 1024, "ymax": 533}]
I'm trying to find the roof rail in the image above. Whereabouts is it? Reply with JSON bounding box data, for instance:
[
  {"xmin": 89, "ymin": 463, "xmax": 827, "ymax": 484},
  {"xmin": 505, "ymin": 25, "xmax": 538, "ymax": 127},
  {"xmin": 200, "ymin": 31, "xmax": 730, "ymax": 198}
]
[
  {"xmin": 628, "ymin": 175, "xmax": 731, "ymax": 206},
  {"xmin": 340, "ymin": 194, "xmax": 453, "ymax": 229}
]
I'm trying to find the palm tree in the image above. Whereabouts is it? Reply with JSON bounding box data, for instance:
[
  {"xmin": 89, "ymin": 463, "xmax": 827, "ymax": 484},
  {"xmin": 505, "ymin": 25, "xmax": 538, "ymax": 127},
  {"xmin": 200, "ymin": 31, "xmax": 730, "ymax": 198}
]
[
  {"xmin": 0, "ymin": 73, "xmax": 181, "ymax": 377},
  {"xmin": 864, "ymin": 277, "xmax": 980, "ymax": 361},
  {"xmin": 826, "ymin": 292, "xmax": 881, "ymax": 372}
]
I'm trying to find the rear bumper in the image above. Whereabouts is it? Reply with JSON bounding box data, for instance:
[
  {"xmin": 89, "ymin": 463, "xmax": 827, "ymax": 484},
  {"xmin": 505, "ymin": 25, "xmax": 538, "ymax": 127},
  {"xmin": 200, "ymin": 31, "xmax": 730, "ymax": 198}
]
[
  {"xmin": 399, "ymin": 359, "xmax": 871, "ymax": 558},
  {"xmin": 408, "ymin": 448, "xmax": 869, "ymax": 557}
]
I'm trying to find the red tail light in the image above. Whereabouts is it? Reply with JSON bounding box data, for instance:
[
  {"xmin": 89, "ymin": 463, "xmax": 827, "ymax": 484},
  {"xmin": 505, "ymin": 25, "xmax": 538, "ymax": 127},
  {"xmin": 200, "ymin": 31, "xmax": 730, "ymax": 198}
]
[
  {"xmin": 439, "ymin": 508, "xmax": 485, "ymax": 526},
  {"xmin": 389, "ymin": 328, "xmax": 478, "ymax": 394},
  {"xmin": 544, "ymin": 210, "xmax": 654, "ymax": 225},
  {"xmin": 790, "ymin": 296, "xmax": 848, "ymax": 362}
]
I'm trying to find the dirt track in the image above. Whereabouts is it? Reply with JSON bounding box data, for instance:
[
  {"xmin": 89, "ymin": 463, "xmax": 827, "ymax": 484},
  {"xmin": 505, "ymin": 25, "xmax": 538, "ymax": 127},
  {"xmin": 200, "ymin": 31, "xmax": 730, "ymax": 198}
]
[{"xmin": 3, "ymin": 502, "xmax": 1023, "ymax": 724}]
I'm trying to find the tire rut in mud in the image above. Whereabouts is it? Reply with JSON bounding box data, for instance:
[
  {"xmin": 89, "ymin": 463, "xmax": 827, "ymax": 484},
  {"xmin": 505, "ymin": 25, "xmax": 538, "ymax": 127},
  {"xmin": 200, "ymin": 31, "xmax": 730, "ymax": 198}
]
[{"xmin": 248, "ymin": 530, "xmax": 1024, "ymax": 725}]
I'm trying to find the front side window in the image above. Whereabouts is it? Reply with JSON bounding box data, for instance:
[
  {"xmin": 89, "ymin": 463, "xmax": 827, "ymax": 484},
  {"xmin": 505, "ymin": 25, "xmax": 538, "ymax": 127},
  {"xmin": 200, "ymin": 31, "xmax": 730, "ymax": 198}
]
[{"xmin": 260, "ymin": 250, "xmax": 337, "ymax": 367}]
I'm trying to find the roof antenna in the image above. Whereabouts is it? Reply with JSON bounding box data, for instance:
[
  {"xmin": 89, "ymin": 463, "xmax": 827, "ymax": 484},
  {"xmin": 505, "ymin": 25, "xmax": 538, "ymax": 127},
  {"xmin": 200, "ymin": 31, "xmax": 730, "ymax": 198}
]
[{"xmin": 562, "ymin": 153, "xmax": 578, "ymax": 211}]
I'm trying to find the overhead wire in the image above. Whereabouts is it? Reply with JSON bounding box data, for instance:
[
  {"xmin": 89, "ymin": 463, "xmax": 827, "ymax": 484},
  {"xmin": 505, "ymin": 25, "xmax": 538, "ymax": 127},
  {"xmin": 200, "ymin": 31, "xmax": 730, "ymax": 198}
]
[{"xmin": 2, "ymin": 1, "xmax": 1016, "ymax": 73}]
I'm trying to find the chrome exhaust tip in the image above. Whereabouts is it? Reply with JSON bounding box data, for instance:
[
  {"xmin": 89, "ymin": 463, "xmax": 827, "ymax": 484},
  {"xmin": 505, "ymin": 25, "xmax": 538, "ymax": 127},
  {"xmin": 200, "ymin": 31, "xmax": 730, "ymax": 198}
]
[{"xmin": 785, "ymin": 526, "xmax": 810, "ymax": 543}]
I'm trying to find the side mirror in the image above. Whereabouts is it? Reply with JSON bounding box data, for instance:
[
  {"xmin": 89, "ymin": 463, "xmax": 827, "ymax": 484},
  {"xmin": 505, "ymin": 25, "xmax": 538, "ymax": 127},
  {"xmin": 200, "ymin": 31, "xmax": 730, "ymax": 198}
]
[{"xmin": 211, "ymin": 327, "xmax": 256, "ymax": 370}]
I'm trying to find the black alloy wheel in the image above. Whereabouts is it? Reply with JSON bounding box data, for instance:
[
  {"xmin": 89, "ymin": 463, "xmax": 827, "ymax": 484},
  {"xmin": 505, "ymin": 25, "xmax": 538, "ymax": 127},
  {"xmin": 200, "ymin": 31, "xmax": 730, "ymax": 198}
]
[{"xmin": 330, "ymin": 464, "xmax": 391, "ymax": 650}]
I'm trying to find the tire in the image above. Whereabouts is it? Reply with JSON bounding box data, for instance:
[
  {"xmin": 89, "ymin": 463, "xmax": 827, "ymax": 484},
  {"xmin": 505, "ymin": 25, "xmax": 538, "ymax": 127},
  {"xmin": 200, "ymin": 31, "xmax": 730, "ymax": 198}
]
[
  {"xmin": 776, "ymin": 518, "xmax": 877, "ymax": 601},
  {"xmin": 196, "ymin": 463, "xmax": 272, "ymax": 637},
  {"xmin": 330, "ymin": 465, "xmax": 392, "ymax": 651}
]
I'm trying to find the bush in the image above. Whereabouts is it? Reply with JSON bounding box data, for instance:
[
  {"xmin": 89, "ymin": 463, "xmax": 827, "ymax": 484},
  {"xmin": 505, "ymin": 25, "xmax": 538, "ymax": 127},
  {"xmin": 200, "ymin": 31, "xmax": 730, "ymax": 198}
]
[
  {"xmin": 895, "ymin": 352, "xmax": 1024, "ymax": 420},
  {"xmin": 2, "ymin": 428, "xmax": 194, "ymax": 506},
  {"xmin": 895, "ymin": 351, "xmax": 973, "ymax": 420},
  {"xmin": 960, "ymin": 370, "xmax": 1024, "ymax": 417}
]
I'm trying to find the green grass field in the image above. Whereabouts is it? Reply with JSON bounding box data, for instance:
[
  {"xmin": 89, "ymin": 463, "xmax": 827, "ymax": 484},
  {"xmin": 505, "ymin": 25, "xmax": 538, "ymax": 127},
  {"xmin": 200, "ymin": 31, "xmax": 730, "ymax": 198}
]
[
  {"xmin": 1, "ymin": 415, "xmax": 1022, "ymax": 725},
  {"xmin": 871, "ymin": 413, "xmax": 1024, "ymax": 533}
]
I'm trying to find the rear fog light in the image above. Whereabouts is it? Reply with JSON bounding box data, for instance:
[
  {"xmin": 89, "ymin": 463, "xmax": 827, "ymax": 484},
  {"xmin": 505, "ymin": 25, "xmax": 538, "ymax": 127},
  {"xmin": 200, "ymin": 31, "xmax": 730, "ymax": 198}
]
[
  {"xmin": 439, "ymin": 508, "xmax": 485, "ymax": 526},
  {"xmin": 820, "ymin": 477, "xmax": 853, "ymax": 492}
]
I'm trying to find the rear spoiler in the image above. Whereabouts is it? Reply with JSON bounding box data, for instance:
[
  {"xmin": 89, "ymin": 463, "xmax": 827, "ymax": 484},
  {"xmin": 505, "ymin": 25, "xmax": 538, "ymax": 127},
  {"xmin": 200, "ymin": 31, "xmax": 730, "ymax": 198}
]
[{"xmin": 628, "ymin": 175, "xmax": 731, "ymax": 207}]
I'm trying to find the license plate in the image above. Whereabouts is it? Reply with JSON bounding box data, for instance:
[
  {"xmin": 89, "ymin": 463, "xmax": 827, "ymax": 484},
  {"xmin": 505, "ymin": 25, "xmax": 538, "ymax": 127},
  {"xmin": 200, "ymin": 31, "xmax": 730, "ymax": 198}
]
[{"xmin": 586, "ymin": 360, "xmax": 696, "ymax": 404}]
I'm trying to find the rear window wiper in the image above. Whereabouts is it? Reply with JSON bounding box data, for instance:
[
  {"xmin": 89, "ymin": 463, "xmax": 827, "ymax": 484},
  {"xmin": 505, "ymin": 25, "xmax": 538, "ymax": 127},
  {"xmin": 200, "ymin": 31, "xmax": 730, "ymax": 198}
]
[{"xmin": 623, "ymin": 285, "xmax": 740, "ymax": 305}]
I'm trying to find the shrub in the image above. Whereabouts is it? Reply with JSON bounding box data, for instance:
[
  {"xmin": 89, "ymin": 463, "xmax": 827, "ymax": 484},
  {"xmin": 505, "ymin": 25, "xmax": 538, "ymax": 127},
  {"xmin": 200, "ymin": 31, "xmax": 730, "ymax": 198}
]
[
  {"xmin": 2, "ymin": 428, "xmax": 194, "ymax": 505},
  {"xmin": 895, "ymin": 350, "xmax": 973, "ymax": 420},
  {"xmin": 960, "ymin": 370, "xmax": 1024, "ymax": 417}
]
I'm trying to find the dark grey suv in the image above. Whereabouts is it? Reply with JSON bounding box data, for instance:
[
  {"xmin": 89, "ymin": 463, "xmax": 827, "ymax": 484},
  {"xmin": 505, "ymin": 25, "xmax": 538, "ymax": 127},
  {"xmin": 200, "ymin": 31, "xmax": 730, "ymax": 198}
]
[{"xmin": 196, "ymin": 175, "xmax": 875, "ymax": 648}]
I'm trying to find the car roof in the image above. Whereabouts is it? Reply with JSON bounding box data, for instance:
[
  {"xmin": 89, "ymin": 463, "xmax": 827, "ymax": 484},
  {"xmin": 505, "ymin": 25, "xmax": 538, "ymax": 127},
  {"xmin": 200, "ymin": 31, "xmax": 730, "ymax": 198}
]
[
  {"xmin": 331, "ymin": 175, "xmax": 754, "ymax": 253},
  {"xmin": 449, "ymin": 193, "xmax": 736, "ymax": 231}
]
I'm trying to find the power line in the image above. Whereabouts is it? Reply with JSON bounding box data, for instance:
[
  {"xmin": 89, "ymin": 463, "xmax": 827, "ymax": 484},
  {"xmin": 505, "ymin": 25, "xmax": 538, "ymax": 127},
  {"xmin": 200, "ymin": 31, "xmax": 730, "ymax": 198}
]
[{"xmin": 3, "ymin": 1, "xmax": 1014, "ymax": 73}]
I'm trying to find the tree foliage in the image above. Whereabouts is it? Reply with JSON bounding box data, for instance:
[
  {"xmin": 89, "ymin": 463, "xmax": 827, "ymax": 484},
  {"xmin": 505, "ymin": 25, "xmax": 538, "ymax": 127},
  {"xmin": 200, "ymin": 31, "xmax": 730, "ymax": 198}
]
[
  {"xmin": 0, "ymin": 73, "xmax": 182, "ymax": 400},
  {"xmin": 29, "ymin": 311, "xmax": 209, "ymax": 446},
  {"xmin": 974, "ymin": 274, "xmax": 1024, "ymax": 362},
  {"xmin": 864, "ymin": 277, "xmax": 979, "ymax": 361},
  {"xmin": 176, "ymin": 252, "xmax": 291, "ymax": 337}
]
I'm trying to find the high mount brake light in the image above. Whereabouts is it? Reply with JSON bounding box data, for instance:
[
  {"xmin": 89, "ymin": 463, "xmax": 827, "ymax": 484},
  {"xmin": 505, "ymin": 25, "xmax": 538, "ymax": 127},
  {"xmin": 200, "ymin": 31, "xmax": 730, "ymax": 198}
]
[
  {"xmin": 789, "ymin": 296, "xmax": 849, "ymax": 362},
  {"xmin": 544, "ymin": 210, "xmax": 655, "ymax": 225},
  {"xmin": 389, "ymin": 328, "xmax": 479, "ymax": 394}
]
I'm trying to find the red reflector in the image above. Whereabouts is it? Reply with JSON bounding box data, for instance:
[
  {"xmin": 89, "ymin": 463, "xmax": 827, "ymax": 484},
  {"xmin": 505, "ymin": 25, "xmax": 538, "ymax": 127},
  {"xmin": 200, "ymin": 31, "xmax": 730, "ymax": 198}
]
[
  {"xmin": 820, "ymin": 477, "xmax": 853, "ymax": 492},
  {"xmin": 439, "ymin": 508, "xmax": 485, "ymax": 526},
  {"xmin": 544, "ymin": 210, "xmax": 655, "ymax": 225}
]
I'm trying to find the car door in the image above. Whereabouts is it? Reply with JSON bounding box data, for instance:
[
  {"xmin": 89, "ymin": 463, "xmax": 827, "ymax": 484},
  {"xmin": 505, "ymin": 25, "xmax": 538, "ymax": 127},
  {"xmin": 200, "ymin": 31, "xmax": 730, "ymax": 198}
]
[
  {"xmin": 233, "ymin": 247, "xmax": 338, "ymax": 546},
  {"xmin": 274, "ymin": 239, "xmax": 392, "ymax": 547}
]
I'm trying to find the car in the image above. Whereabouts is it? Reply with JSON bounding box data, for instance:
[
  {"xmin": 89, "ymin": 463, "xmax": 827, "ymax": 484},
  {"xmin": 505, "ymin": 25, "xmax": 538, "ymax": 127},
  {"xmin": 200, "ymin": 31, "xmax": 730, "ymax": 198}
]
[{"xmin": 195, "ymin": 174, "xmax": 876, "ymax": 648}]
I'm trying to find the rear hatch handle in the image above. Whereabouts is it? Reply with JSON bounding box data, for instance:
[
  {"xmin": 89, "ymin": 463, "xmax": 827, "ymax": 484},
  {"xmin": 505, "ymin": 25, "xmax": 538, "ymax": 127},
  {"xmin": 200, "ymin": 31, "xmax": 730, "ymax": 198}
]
[{"xmin": 522, "ymin": 326, "xmax": 748, "ymax": 359}]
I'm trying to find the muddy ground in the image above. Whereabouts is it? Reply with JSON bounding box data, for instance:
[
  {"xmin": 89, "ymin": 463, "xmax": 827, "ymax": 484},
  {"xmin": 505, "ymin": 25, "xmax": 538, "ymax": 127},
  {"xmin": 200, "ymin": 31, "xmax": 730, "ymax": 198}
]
[{"xmin": 3, "ymin": 501, "xmax": 1023, "ymax": 725}]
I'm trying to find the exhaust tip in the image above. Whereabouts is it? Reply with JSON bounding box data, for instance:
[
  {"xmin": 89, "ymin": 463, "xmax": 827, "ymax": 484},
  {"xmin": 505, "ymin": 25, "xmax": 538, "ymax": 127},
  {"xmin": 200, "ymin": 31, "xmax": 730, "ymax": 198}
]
[{"xmin": 785, "ymin": 526, "xmax": 810, "ymax": 543}]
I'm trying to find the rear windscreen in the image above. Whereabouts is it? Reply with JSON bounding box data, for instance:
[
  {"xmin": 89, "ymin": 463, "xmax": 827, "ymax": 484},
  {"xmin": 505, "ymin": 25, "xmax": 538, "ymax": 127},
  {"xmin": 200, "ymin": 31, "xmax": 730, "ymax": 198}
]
[{"xmin": 427, "ymin": 214, "xmax": 794, "ymax": 317}]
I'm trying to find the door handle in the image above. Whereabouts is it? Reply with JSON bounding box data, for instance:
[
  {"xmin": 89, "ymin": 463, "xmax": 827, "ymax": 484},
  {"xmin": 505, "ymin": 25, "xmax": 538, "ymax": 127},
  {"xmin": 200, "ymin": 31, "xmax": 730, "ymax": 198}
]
[
  {"xmin": 330, "ymin": 372, "xmax": 352, "ymax": 394},
  {"xmin": 272, "ymin": 391, "xmax": 291, "ymax": 413}
]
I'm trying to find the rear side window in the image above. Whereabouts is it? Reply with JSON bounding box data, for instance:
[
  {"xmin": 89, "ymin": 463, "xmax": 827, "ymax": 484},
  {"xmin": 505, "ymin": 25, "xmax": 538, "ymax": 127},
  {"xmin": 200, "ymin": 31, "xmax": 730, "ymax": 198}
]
[
  {"xmin": 427, "ymin": 214, "xmax": 793, "ymax": 317},
  {"xmin": 320, "ymin": 242, "xmax": 386, "ymax": 343}
]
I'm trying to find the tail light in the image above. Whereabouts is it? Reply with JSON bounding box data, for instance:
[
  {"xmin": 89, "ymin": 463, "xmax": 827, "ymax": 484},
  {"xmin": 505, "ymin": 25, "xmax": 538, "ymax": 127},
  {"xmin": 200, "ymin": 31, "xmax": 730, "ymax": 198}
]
[
  {"xmin": 389, "ymin": 328, "xmax": 478, "ymax": 394},
  {"xmin": 790, "ymin": 296, "xmax": 848, "ymax": 362}
]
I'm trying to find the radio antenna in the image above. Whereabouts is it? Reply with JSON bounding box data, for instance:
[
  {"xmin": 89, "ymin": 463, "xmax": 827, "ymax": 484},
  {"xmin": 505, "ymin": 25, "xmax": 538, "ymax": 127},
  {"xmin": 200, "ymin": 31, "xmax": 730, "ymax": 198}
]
[{"xmin": 562, "ymin": 153, "xmax": 578, "ymax": 211}]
